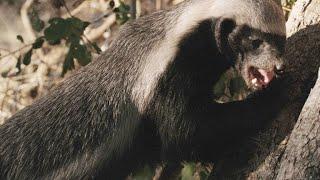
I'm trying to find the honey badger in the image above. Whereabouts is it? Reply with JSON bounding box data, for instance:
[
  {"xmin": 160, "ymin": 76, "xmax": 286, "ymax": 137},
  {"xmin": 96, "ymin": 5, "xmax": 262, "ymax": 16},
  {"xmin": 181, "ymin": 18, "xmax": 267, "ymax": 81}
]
[{"xmin": 0, "ymin": 0, "xmax": 286, "ymax": 179}]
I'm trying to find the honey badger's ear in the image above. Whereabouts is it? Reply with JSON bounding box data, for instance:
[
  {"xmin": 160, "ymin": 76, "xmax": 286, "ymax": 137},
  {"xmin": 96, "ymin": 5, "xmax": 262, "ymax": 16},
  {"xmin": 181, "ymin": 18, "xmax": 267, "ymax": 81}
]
[{"xmin": 214, "ymin": 18, "xmax": 236, "ymax": 59}]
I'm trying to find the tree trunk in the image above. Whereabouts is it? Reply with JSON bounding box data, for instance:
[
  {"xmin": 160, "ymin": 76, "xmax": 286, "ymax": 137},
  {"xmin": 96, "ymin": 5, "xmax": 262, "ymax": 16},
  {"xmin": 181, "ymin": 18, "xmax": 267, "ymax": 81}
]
[
  {"xmin": 275, "ymin": 70, "xmax": 320, "ymax": 179},
  {"xmin": 210, "ymin": 0, "xmax": 320, "ymax": 179}
]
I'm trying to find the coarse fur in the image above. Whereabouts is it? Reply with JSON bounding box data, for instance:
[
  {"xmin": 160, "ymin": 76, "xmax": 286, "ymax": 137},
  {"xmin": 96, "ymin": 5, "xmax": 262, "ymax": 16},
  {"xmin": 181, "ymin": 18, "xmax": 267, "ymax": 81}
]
[{"xmin": 0, "ymin": 0, "xmax": 286, "ymax": 179}]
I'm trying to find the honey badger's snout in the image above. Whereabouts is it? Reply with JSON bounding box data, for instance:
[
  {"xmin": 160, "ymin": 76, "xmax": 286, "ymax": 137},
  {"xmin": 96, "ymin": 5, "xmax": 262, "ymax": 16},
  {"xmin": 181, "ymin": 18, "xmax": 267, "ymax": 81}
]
[
  {"xmin": 247, "ymin": 57, "xmax": 286, "ymax": 90},
  {"xmin": 274, "ymin": 62, "xmax": 285, "ymax": 76}
]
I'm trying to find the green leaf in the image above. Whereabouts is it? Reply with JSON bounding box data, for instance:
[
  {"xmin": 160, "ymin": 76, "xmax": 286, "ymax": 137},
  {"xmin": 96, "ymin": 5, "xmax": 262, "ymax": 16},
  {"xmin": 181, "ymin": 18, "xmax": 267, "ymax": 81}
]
[
  {"xmin": 116, "ymin": 13, "xmax": 130, "ymax": 25},
  {"xmin": 44, "ymin": 16, "xmax": 93, "ymax": 75},
  {"xmin": 43, "ymin": 17, "xmax": 90, "ymax": 44},
  {"xmin": 62, "ymin": 42, "xmax": 92, "ymax": 75},
  {"xmin": 62, "ymin": 48, "xmax": 75, "ymax": 76},
  {"xmin": 92, "ymin": 43, "xmax": 102, "ymax": 54},
  {"xmin": 213, "ymin": 72, "xmax": 228, "ymax": 98},
  {"xmin": 67, "ymin": 18, "xmax": 88, "ymax": 30},
  {"xmin": 213, "ymin": 81, "xmax": 226, "ymax": 98},
  {"xmin": 131, "ymin": 165, "xmax": 154, "ymax": 180},
  {"xmin": 16, "ymin": 56, "xmax": 22, "ymax": 73},
  {"xmin": 44, "ymin": 17, "xmax": 68, "ymax": 42},
  {"xmin": 32, "ymin": 37, "xmax": 44, "ymax": 49},
  {"xmin": 17, "ymin": 35, "xmax": 24, "ymax": 43},
  {"xmin": 83, "ymin": 21, "xmax": 90, "ymax": 29},
  {"xmin": 119, "ymin": 1, "xmax": 130, "ymax": 11},
  {"xmin": 29, "ymin": 9, "xmax": 45, "ymax": 32},
  {"xmin": 66, "ymin": 17, "xmax": 89, "ymax": 38},
  {"xmin": 113, "ymin": 7, "xmax": 120, "ymax": 13},
  {"xmin": 48, "ymin": 17, "xmax": 63, "ymax": 24},
  {"xmin": 199, "ymin": 170, "xmax": 210, "ymax": 180},
  {"xmin": 181, "ymin": 163, "xmax": 196, "ymax": 180},
  {"xmin": 67, "ymin": 34, "xmax": 81, "ymax": 44},
  {"xmin": 48, "ymin": 39, "xmax": 61, "ymax": 45},
  {"xmin": 23, "ymin": 49, "xmax": 32, "ymax": 65},
  {"xmin": 114, "ymin": 1, "xmax": 130, "ymax": 24},
  {"xmin": 72, "ymin": 43, "xmax": 91, "ymax": 66},
  {"xmin": 229, "ymin": 77, "xmax": 246, "ymax": 97},
  {"xmin": 33, "ymin": 19, "xmax": 45, "ymax": 32}
]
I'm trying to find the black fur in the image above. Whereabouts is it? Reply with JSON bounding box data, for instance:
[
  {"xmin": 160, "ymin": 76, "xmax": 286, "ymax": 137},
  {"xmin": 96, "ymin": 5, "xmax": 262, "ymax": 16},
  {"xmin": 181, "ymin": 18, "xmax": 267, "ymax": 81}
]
[{"xmin": 0, "ymin": 5, "xmax": 285, "ymax": 180}]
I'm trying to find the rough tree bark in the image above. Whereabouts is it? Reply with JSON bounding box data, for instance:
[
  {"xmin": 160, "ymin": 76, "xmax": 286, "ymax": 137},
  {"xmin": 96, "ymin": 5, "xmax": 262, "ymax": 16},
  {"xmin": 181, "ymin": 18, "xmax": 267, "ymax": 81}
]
[
  {"xmin": 275, "ymin": 70, "xmax": 320, "ymax": 179},
  {"xmin": 249, "ymin": 0, "xmax": 320, "ymax": 179},
  {"xmin": 210, "ymin": 0, "xmax": 320, "ymax": 179}
]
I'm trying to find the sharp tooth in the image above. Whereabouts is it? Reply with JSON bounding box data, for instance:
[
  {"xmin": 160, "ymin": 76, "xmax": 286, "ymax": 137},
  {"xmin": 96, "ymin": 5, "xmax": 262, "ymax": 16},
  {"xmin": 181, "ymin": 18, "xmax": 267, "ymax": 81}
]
[{"xmin": 252, "ymin": 78, "xmax": 258, "ymax": 84}]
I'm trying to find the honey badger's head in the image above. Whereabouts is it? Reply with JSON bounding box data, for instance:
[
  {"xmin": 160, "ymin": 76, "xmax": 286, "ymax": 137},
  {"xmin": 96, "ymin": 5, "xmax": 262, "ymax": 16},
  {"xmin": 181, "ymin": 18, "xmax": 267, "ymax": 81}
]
[{"xmin": 213, "ymin": 0, "xmax": 286, "ymax": 90}]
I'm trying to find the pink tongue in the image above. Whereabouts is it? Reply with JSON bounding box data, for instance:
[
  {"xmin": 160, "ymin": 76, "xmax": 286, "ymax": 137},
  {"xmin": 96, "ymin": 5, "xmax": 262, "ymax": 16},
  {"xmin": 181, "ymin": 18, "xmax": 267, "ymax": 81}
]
[{"xmin": 257, "ymin": 69, "xmax": 274, "ymax": 85}]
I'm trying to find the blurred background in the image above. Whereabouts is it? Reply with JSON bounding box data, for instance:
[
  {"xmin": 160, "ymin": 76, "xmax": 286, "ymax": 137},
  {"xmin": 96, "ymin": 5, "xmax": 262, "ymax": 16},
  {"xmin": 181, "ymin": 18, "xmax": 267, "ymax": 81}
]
[{"xmin": 0, "ymin": 0, "xmax": 296, "ymax": 179}]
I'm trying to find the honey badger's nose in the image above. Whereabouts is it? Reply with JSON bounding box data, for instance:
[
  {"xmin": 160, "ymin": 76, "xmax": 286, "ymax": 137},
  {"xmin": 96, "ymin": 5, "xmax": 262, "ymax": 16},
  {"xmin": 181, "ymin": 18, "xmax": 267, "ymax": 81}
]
[{"xmin": 274, "ymin": 63, "xmax": 285, "ymax": 76}]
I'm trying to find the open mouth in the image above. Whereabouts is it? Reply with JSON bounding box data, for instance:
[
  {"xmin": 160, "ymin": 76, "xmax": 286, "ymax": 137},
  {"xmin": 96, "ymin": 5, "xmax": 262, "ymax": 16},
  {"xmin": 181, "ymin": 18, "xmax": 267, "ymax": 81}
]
[{"xmin": 248, "ymin": 67, "xmax": 275, "ymax": 89}]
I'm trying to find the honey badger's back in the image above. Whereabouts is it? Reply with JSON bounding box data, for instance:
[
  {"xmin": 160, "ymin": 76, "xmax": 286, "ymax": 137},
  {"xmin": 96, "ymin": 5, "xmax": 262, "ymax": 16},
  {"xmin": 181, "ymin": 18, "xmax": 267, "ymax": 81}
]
[
  {"xmin": 0, "ymin": 3, "xmax": 185, "ymax": 180},
  {"xmin": 0, "ymin": 0, "xmax": 286, "ymax": 179}
]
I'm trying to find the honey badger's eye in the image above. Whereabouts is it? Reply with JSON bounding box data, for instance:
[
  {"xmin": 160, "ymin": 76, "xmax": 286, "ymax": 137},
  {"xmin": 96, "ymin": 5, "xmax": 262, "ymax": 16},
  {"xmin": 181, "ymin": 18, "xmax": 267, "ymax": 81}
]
[{"xmin": 252, "ymin": 39, "xmax": 263, "ymax": 49}]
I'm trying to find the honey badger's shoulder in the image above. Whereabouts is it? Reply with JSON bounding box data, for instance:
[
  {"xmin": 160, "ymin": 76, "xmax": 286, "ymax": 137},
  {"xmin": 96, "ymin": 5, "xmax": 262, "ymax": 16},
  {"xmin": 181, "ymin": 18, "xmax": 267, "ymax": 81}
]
[
  {"xmin": 108, "ymin": 0, "xmax": 285, "ymax": 60},
  {"xmin": 210, "ymin": 0, "xmax": 285, "ymax": 34}
]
